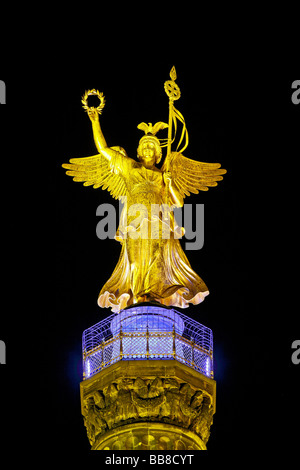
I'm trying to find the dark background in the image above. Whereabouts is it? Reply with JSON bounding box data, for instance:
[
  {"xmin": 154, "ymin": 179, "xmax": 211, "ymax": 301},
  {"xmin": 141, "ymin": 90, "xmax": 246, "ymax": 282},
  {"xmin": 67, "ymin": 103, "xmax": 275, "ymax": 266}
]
[{"xmin": 0, "ymin": 45, "xmax": 299, "ymax": 460}]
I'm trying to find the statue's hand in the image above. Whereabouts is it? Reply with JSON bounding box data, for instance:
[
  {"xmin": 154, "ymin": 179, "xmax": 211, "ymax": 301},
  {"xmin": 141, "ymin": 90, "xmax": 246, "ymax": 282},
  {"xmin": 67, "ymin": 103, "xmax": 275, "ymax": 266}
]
[
  {"xmin": 163, "ymin": 171, "xmax": 172, "ymax": 186},
  {"xmin": 87, "ymin": 107, "xmax": 99, "ymax": 123}
]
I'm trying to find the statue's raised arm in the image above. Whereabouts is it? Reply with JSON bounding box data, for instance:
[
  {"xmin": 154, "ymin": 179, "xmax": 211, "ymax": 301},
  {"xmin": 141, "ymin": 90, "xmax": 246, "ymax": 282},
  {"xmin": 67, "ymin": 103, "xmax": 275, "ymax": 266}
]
[
  {"xmin": 62, "ymin": 90, "xmax": 131, "ymax": 201},
  {"xmin": 81, "ymin": 89, "xmax": 121, "ymax": 162},
  {"xmin": 87, "ymin": 107, "xmax": 121, "ymax": 162}
]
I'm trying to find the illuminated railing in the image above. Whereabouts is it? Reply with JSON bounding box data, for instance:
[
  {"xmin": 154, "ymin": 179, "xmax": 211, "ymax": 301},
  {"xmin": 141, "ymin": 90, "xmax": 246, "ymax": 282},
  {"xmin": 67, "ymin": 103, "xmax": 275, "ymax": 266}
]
[{"xmin": 82, "ymin": 306, "xmax": 213, "ymax": 380}]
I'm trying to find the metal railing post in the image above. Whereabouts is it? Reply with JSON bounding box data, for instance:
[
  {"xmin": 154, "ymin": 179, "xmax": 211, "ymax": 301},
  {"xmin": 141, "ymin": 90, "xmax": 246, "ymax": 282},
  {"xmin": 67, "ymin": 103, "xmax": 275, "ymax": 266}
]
[
  {"xmin": 101, "ymin": 340, "xmax": 105, "ymax": 370},
  {"xmin": 172, "ymin": 325, "xmax": 176, "ymax": 358},
  {"xmin": 146, "ymin": 326, "xmax": 150, "ymax": 358},
  {"xmin": 191, "ymin": 338, "xmax": 195, "ymax": 368},
  {"xmin": 119, "ymin": 325, "xmax": 123, "ymax": 360}
]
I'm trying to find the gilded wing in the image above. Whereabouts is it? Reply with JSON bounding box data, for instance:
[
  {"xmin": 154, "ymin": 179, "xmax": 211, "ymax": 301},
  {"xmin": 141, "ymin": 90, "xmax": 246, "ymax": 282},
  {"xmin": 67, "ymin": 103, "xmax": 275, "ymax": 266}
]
[
  {"xmin": 62, "ymin": 150, "xmax": 128, "ymax": 202},
  {"xmin": 162, "ymin": 151, "xmax": 227, "ymax": 197}
]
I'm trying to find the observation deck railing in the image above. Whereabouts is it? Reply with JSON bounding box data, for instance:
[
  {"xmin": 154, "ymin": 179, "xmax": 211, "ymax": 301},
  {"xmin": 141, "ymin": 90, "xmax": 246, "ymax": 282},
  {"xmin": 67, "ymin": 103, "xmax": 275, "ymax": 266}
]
[{"xmin": 82, "ymin": 306, "xmax": 213, "ymax": 380}]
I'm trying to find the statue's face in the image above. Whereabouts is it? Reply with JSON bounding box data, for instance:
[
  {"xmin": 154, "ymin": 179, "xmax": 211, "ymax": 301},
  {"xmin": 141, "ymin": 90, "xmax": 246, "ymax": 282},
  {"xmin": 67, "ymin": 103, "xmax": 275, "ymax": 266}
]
[{"xmin": 139, "ymin": 142, "xmax": 156, "ymax": 168}]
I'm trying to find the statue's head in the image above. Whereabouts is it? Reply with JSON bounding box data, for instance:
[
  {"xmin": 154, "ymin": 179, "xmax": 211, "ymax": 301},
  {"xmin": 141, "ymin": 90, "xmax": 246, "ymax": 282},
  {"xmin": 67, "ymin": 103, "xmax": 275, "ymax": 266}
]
[
  {"xmin": 137, "ymin": 134, "xmax": 162, "ymax": 166},
  {"xmin": 137, "ymin": 122, "xmax": 167, "ymax": 167}
]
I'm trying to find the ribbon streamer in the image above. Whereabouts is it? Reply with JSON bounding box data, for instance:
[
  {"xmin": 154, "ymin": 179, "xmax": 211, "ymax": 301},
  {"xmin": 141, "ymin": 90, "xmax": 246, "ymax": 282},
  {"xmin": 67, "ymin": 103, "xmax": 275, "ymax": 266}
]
[{"xmin": 172, "ymin": 105, "xmax": 189, "ymax": 154}]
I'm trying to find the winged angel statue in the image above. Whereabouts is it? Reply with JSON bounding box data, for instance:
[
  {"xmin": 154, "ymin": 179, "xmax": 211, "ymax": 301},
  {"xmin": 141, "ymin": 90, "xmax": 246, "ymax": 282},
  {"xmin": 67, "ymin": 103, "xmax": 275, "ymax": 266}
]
[{"xmin": 62, "ymin": 68, "xmax": 226, "ymax": 313}]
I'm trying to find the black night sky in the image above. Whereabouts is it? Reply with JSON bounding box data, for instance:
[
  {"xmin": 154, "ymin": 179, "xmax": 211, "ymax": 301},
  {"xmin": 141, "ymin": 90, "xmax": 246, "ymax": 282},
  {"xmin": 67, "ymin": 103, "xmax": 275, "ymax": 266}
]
[{"xmin": 0, "ymin": 41, "xmax": 299, "ymax": 461}]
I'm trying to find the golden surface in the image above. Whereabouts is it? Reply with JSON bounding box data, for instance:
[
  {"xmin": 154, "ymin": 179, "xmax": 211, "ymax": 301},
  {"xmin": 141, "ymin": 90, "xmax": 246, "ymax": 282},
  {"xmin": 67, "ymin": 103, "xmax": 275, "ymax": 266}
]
[
  {"xmin": 62, "ymin": 67, "xmax": 226, "ymax": 312},
  {"xmin": 80, "ymin": 359, "xmax": 216, "ymax": 450}
]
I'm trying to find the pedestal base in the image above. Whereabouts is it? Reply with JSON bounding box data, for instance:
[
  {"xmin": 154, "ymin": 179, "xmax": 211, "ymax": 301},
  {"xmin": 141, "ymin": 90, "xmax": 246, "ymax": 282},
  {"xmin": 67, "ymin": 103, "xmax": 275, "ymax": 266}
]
[{"xmin": 92, "ymin": 421, "xmax": 206, "ymax": 450}]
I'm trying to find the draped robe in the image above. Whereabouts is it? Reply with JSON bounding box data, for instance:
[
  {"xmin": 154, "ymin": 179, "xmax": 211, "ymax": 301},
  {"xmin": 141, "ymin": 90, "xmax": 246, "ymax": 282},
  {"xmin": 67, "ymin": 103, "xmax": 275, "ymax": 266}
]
[{"xmin": 98, "ymin": 151, "xmax": 209, "ymax": 312}]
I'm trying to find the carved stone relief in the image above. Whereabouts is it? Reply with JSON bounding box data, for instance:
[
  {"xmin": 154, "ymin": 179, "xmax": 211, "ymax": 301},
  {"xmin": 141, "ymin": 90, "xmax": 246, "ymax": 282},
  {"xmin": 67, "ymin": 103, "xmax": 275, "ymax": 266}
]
[{"xmin": 82, "ymin": 376, "xmax": 214, "ymax": 448}]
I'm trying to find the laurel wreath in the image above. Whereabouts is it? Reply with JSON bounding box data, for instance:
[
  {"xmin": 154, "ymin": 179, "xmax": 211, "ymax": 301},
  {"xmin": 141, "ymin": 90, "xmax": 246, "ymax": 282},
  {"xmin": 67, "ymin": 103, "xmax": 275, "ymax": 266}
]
[{"xmin": 81, "ymin": 89, "xmax": 106, "ymax": 114}]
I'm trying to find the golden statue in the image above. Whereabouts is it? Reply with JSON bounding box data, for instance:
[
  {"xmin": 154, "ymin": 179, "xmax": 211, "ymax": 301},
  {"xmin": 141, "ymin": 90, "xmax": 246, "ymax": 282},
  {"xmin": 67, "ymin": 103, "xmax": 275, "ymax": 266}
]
[{"xmin": 62, "ymin": 67, "xmax": 226, "ymax": 313}]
